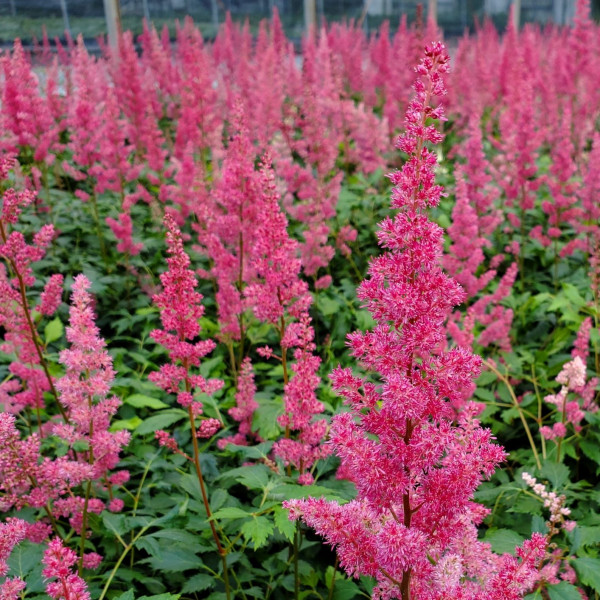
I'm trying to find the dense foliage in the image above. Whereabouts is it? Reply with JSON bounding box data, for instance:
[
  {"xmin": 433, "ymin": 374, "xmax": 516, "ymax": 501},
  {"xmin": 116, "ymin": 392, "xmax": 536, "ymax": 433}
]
[{"xmin": 1, "ymin": 3, "xmax": 600, "ymax": 599}]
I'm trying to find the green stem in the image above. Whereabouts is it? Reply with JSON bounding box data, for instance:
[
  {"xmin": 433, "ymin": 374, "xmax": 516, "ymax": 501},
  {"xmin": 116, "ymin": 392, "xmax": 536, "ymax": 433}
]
[
  {"xmin": 294, "ymin": 524, "xmax": 300, "ymax": 600},
  {"xmin": 484, "ymin": 359, "xmax": 542, "ymax": 470},
  {"xmin": 327, "ymin": 557, "xmax": 339, "ymax": 600},
  {"xmin": 90, "ymin": 190, "xmax": 109, "ymax": 269},
  {"xmin": 187, "ymin": 403, "xmax": 231, "ymax": 600}
]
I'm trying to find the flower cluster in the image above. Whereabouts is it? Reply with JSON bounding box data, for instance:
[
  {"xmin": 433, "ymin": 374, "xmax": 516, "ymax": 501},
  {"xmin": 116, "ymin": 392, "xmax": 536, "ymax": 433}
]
[{"xmin": 284, "ymin": 43, "xmax": 534, "ymax": 599}]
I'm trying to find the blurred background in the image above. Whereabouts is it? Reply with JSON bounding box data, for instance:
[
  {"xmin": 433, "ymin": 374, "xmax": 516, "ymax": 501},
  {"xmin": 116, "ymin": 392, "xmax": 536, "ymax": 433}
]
[{"xmin": 1, "ymin": 0, "xmax": 599, "ymax": 49}]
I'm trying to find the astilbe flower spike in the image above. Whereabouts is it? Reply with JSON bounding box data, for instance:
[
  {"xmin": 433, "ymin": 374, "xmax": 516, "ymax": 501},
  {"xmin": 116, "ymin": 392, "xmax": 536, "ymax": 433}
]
[
  {"xmin": 149, "ymin": 213, "xmax": 229, "ymax": 586},
  {"xmin": 42, "ymin": 538, "xmax": 90, "ymax": 600},
  {"xmin": 285, "ymin": 43, "xmax": 539, "ymax": 600}
]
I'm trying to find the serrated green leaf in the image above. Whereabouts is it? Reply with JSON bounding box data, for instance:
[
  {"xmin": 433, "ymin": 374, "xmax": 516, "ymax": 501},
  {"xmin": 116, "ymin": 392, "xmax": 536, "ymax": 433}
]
[
  {"xmin": 211, "ymin": 506, "xmax": 252, "ymax": 520},
  {"xmin": 219, "ymin": 465, "xmax": 270, "ymax": 490},
  {"xmin": 44, "ymin": 317, "xmax": 64, "ymax": 344},
  {"xmin": 111, "ymin": 417, "xmax": 143, "ymax": 431},
  {"xmin": 141, "ymin": 549, "xmax": 203, "ymax": 572},
  {"xmin": 125, "ymin": 394, "xmax": 169, "ymax": 410},
  {"xmin": 539, "ymin": 461, "xmax": 570, "ymax": 489},
  {"xmin": 577, "ymin": 526, "xmax": 600, "ymax": 548},
  {"xmin": 274, "ymin": 506, "xmax": 296, "ymax": 542},
  {"xmin": 484, "ymin": 529, "xmax": 525, "ymax": 555},
  {"xmin": 252, "ymin": 398, "xmax": 282, "ymax": 440},
  {"xmin": 72, "ymin": 439, "xmax": 90, "ymax": 452},
  {"xmin": 476, "ymin": 370, "xmax": 498, "ymax": 386},
  {"xmin": 547, "ymin": 581, "xmax": 584, "ymax": 600},
  {"xmin": 102, "ymin": 512, "xmax": 129, "ymax": 536},
  {"xmin": 580, "ymin": 438, "xmax": 600, "ymax": 465},
  {"xmin": 241, "ymin": 516, "xmax": 274, "ymax": 549},
  {"xmin": 7, "ymin": 541, "xmax": 45, "ymax": 592},
  {"xmin": 135, "ymin": 409, "xmax": 188, "ymax": 435},
  {"xmin": 332, "ymin": 578, "xmax": 361, "ymax": 600},
  {"xmin": 181, "ymin": 574, "xmax": 214, "ymax": 594},
  {"xmin": 317, "ymin": 295, "xmax": 341, "ymax": 316},
  {"xmin": 114, "ymin": 591, "xmax": 135, "ymax": 600},
  {"xmin": 573, "ymin": 557, "xmax": 600, "ymax": 592}
]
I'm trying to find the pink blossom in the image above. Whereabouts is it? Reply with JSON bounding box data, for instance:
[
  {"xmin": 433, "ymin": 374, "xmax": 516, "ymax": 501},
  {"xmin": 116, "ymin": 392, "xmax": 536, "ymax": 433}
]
[
  {"xmin": 42, "ymin": 538, "xmax": 90, "ymax": 600},
  {"xmin": 0, "ymin": 577, "xmax": 27, "ymax": 600},
  {"xmin": 285, "ymin": 43, "xmax": 525, "ymax": 598},
  {"xmin": 196, "ymin": 418, "xmax": 222, "ymax": 439}
]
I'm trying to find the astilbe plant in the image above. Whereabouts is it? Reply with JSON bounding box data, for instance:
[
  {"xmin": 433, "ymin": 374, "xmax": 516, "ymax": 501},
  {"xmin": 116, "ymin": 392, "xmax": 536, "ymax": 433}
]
[
  {"xmin": 244, "ymin": 158, "xmax": 329, "ymax": 483},
  {"xmin": 149, "ymin": 212, "xmax": 230, "ymax": 595},
  {"xmin": 285, "ymin": 43, "xmax": 545, "ymax": 600}
]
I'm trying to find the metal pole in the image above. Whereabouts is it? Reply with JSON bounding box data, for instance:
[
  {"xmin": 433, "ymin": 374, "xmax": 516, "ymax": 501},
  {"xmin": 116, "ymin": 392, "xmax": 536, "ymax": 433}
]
[
  {"xmin": 59, "ymin": 0, "xmax": 71, "ymax": 36},
  {"xmin": 9, "ymin": 0, "xmax": 16, "ymax": 17},
  {"xmin": 304, "ymin": 0, "xmax": 316, "ymax": 32},
  {"xmin": 142, "ymin": 0, "xmax": 151, "ymax": 21},
  {"xmin": 210, "ymin": 0, "xmax": 219, "ymax": 32},
  {"xmin": 103, "ymin": 0, "xmax": 122, "ymax": 48},
  {"xmin": 428, "ymin": 0, "xmax": 437, "ymax": 25},
  {"xmin": 513, "ymin": 0, "xmax": 521, "ymax": 29}
]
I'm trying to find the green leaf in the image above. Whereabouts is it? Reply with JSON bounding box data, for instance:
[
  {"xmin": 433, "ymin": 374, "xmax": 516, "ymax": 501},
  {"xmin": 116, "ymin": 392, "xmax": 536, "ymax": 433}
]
[
  {"xmin": 7, "ymin": 541, "xmax": 45, "ymax": 593},
  {"xmin": 111, "ymin": 417, "xmax": 143, "ymax": 431},
  {"xmin": 135, "ymin": 409, "xmax": 188, "ymax": 435},
  {"xmin": 211, "ymin": 506, "xmax": 252, "ymax": 520},
  {"xmin": 572, "ymin": 557, "xmax": 600, "ymax": 592},
  {"xmin": 241, "ymin": 516, "xmax": 274, "ymax": 549},
  {"xmin": 138, "ymin": 595, "xmax": 181, "ymax": 600},
  {"xmin": 577, "ymin": 526, "xmax": 600, "ymax": 548},
  {"xmin": 103, "ymin": 512, "xmax": 129, "ymax": 537},
  {"xmin": 317, "ymin": 295, "xmax": 341, "ymax": 316},
  {"xmin": 141, "ymin": 549, "xmax": 203, "ymax": 572},
  {"xmin": 274, "ymin": 506, "xmax": 296, "ymax": 542},
  {"xmin": 476, "ymin": 370, "xmax": 497, "ymax": 386},
  {"xmin": 114, "ymin": 592, "xmax": 135, "ymax": 600},
  {"xmin": 580, "ymin": 438, "xmax": 600, "ymax": 466},
  {"xmin": 483, "ymin": 529, "xmax": 525, "ymax": 555},
  {"xmin": 72, "ymin": 439, "xmax": 90, "ymax": 452},
  {"xmin": 547, "ymin": 581, "xmax": 584, "ymax": 600},
  {"xmin": 332, "ymin": 579, "xmax": 361, "ymax": 600},
  {"xmin": 44, "ymin": 317, "xmax": 64, "ymax": 344},
  {"xmin": 252, "ymin": 398, "xmax": 283, "ymax": 440},
  {"xmin": 181, "ymin": 574, "xmax": 214, "ymax": 594},
  {"xmin": 219, "ymin": 465, "xmax": 270, "ymax": 490},
  {"xmin": 539, "ymin": 461, "xmax": 570, "ymax": 489},
  {"xmin": 125, "ymin": 394, "xmax": 170, "ymax": 410}
]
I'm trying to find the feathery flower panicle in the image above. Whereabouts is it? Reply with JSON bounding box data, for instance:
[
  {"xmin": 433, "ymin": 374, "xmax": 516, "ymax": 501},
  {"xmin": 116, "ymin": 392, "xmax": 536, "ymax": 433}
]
[
  {"xmin": 56, "ymin": 276, "xmax": 130, "ymax": 469},
  {"xmin": 0, "ymin": 518, "xmax": 28, "ymax": 577},
  {"xmin": 244, "ymin": 158, "xmax": 328, "ymax": 482},
  {"xmin": 285, "ymin": 43, "xmax": 540, "ymax": 599},
  {"xmin": 42, "ymin": 538, "xmax": 90, "ymax": 600},
  {"xmin": 0, "ymin": 577, "xmax": 27, "ymax": 600},
  {"xmin": 540, "ymin": 346, "xmax": 596, "ymax": 443},
  {"xmin": 218, "ymin": 357, "xmax": 259, "ymax": 448},
  {"xmin": 150, "ymin": 213, "xmax": 223, "ymax": 424}
]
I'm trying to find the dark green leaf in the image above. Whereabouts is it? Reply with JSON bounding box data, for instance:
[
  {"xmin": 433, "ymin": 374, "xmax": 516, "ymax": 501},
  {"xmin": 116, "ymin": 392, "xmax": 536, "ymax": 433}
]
[
  {"xmin": 241, "ymin": 516, "xmax": 274, "ymax": 549},
  {"xmin": 483, "ymin": 529, "xmax": 525, "ymax": 555},
  {"xmin": 573, "ymin": 557, "xmax": 600, "ymax": 592},
  {"xmin": 44, "ymin": 317, "xmax": 64, "ymax": 344},
  {"xmin": 547, "ymin": 581, "xmax": 584, "ymax": 600}
]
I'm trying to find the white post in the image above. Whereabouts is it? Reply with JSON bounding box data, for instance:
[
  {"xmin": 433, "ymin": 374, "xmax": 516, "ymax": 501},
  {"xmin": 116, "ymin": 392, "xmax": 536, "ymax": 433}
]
[
  {"xmin": 59, "ymin": 0, "xmax": 71, "ymax": 36},
  {"xmin": 211, "ymin": 0, "xmax": 219, "ymax": 33},
  {"xmin": 513, "ymin": 0, "xmax": 521, "ymax": 29},
  {"xmin": 304, "ymin": 0, "xmax": 316, "ymax": 32},
  {"xmin": 103, "ymin": 0, "xmax": 122, "ymax": 48},
  {"xmin": 428, "ymin": 0, "xmax": 437, "ymax": 26}
]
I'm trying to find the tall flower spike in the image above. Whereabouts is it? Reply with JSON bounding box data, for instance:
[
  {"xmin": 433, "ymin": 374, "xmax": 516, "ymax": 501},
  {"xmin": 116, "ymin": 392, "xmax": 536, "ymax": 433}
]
[
  {"xmin": 284, "ymin": 44, "xmax": 528, "ymax": 600},
  {"xmin": 149, "ymin": 212, "xmax": 223, "ymax": 415}
]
